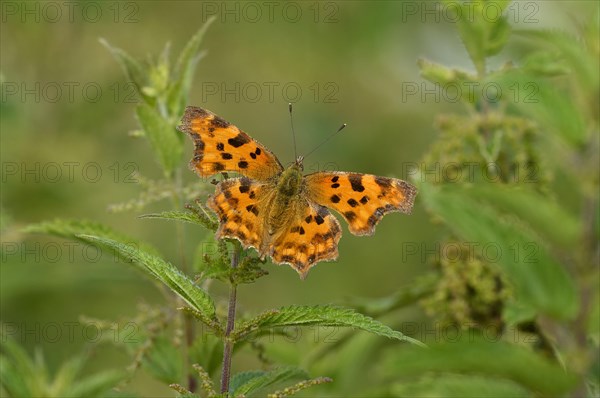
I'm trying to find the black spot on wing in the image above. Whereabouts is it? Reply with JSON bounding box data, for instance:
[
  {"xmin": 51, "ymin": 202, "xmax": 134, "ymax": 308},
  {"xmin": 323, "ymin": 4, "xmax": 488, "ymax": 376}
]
[
  {"xmin": 213, "ymin": 162, "xmax": 225, "ymax": 172},
  {"xmin": 211, "ymin": 115, "xmax": 230, "ymax": 128},
  {"xmin": 347, "ymin": 198, "xmax": 358, "ymax": 207},
  {"xmin": 305, "ymin": 215, "xmax": 313, "ymax": 224},
  {"xmin": 360, "ymin": 195, "xmax": 369, "ymax": 204},
  {"xmin": 331, "ymin": 176, "xmax": 339, "ymax": 183},
  {"xmin": 344, "ymin": 211, "xmax": 357, "ymax": 222},
  {"xmin": 349, "ymin": 174, "xmax": 365, "ymax": 192},
  {"xmin": 246, "ymin": 204, "xmax": 259, "ymax": 216},
  {"xmin": 228, "ymin": 133, "xmax": 250, "ymax": 148},
  {"xmin": 221, "ymin": 153, "xmax": 233, "ymax": 160},
  {"xmin": 239, "ymin": 182, "xmax": 250, "ymax": 193},
  {"xmin": 216, "ymin": 142, "xmax": 224, "ymax": 151},
  {"xmin": 375, "ymin": 176, "xmax": 392, "ymax": 189},
  {"xmin": 330, "ymin": 194, "xmax": 340, "ymax": 203},
  {"xmin": 238, "ymin": 161, "xmax": 249, "ymax": 169}
]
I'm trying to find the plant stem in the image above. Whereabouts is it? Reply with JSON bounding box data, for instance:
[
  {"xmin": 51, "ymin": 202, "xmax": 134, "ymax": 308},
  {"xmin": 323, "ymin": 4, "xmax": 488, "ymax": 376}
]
[{"xmin": 220, "ymin": 245, "xmax": 240, "ymax": 395}]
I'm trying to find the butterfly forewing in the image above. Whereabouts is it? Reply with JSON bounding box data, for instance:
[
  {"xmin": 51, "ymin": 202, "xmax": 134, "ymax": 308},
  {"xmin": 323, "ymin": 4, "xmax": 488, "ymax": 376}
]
[
  {"xmin": 304, "ymin": 172, "xmax": 417, "ymax": 236},
  {"xmin": 178, "ymin": 106, "xmax": 283, "ymax": 180}
]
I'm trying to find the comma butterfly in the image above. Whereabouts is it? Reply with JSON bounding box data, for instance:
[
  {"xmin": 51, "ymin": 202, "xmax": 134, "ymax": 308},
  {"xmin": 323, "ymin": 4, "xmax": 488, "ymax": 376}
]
[{"xmin": 178, "ymin": 106, "xmax": 417, "ymax": 278}]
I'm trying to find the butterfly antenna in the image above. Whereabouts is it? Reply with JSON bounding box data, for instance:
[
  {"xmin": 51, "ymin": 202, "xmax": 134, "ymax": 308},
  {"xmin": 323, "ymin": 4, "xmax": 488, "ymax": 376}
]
[
  {"xmin": 288, "ymin": 103, "xmax": 298, "ymax": 160},
  {"xmin": 302, "ymin": 122, "xmax": 347, "ymax": 159}
]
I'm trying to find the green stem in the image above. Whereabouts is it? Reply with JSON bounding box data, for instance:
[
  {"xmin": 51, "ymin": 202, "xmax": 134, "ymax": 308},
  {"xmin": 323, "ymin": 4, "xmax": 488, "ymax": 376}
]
[{"xmin": 220, "ymin": 246, "xmax": 240, "ymax": 395}]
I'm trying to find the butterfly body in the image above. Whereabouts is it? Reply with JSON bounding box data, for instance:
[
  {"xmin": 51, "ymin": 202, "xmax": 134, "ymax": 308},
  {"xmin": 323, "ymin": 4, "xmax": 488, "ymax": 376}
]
[{"xmin": 178, "ymin": 106, "xmax": 417, "ymax": 278}]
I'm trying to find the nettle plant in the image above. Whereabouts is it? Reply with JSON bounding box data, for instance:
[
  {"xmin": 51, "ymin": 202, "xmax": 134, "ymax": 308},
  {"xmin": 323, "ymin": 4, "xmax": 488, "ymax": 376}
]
[
  {"xmin": 9, "ymin": 18, "xmax": 422, "ymax": 398},
  {"xmin": 383, "ymin": 1, "xmax": 597, "ymax": 396}
]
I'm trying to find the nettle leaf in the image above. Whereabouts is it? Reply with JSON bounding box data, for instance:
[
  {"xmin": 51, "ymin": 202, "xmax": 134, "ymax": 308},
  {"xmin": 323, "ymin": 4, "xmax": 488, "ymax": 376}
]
[
  {"xmin": 387, "ymin": 337, "xmax": 578, "ymax": 395},
  {"xmin": 140, "ymin": 209, "xmax": 217, "ymax": 231},
  {"xmin": 136, "ymin": 102, "xmax": 183, "ymax": 176},
  {"xmin": 391, "ymin": 373, "xmax": 531, "ymax": 398},
  {"xmin": 230, "ymin": 367, "xmax": 308, "ymax": 397},
  {"xmin": 493, "ymin": 72, "xmax": 587, "ymax": 147},
  {"xmin": 420, "ymin": 182, "xmax": 579, "ymax": 320},
  {"xmin": 66, "ymin": 370, "xmax": 125, "ymax": 398},
  {"xmin": 24, "ymin": 219, "xmax": 161, "ymax": 258},
  {"xmin": 232, "ymin": 305, "xmax": 423, "ymax": 346},
  {"xmin": 470, "ymin": 186, "xmax": 581, "ymax": 249},
  {"xmin": 99, "ymin": 38, "xmax": 150, "ymax": 103},
  {"xmin": 514, "ymin": 29, "xmax": 599, "ymax": 94},
  {"xmin": 167, "ymin": 16, "xmax": 216, "ymax": 119},
  {"xmin": 143, "ymin": 336, "xmax": 182, "ymax": 384},
  {"xmin": 0, "ymin": 338, "xmax": 125, "ymax": 398},
  {"xmin": 77, "ymin": 235, "xmax": 217, "ymax": 325},
  {"xmin": 443, "ymin": 0, "xmax": 511, "ymax": 73}
]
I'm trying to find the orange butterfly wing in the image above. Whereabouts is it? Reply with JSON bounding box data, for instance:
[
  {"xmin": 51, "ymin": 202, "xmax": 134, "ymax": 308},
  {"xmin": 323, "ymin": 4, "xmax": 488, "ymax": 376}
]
[
  {"xmin": 207, "ymin": 177, "xmax": 275, "ymax": 255},
  {"xmin": 178, "ymin": 106, "xmax": 283, "ymax": 180},
  {"xmin": 269, "ymin": 200, "xmax": 341, "ymax": 278},
  {"xmin": 305, "ymin": 172, "xmax": 417, "ymax": 236}
]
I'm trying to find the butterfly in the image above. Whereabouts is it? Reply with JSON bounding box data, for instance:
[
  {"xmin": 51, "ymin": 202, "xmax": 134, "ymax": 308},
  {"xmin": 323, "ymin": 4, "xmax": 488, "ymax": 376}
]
[{"xmin": 178, "ymin": 106, "xmax": 417, "ymax": 278}]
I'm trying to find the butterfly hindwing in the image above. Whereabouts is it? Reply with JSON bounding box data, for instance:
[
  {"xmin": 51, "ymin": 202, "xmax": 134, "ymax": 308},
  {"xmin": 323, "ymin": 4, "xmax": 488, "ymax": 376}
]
[
  {"xmin": 208, "ymin": 177, "xmax": 274, "ymax": 253},
  {"xmin": 305, "ymin": 172, "xmax": 416, "ymax": 236},
  {"xmin": 270, "ymin": 200, "xmax": 341, "ymax": 278},
  {"xmin": 178, "ymin": 106, "xmax": 283, "ymax": 180}
]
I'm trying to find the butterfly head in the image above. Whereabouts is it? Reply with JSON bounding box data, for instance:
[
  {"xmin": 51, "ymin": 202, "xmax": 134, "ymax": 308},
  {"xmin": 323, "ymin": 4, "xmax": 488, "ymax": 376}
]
[{"xmin": 278, "ymin": 160, "xmax": 304, "ymax": 196}]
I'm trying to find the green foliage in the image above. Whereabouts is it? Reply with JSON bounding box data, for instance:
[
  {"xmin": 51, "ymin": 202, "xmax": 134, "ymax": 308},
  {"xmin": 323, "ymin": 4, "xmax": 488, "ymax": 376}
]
[
  {"xmin": 411, "ymin": 1, "xmax": 599, "ymax": 396},
  {"xmin": 420, "ymin": 182, "xmax": 578, "ymax": 319},
  {"xmin": 100, "ymin": 18, "xmax": 215, "ymax": 177},
  {"xmin": 233, "ymin": 305, "xmax": 423, "ymax": 346},
  {"xmin": 387, "ymin": 336, "xmax": 578, "ymax": 395},
  {"xmin": 229, "ymin": 367, "xmax": 308, "ymax": 397},
  {"xmin": 0, "ymin": 338, "xmax": 125, "ymax": 397},
  {"xmin": 78, "ymin": 234, "xmax": 217, "ymax": 327}
]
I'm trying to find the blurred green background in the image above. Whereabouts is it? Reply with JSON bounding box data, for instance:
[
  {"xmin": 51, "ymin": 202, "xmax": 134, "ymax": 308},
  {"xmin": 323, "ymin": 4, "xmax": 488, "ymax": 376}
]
[{"xmin": 1, "ymin": 1, "xmax": 595, "ymax": 396}]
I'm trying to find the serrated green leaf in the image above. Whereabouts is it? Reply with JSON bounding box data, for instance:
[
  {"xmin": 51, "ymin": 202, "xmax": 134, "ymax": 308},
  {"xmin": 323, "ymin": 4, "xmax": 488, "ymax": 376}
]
[
  {"xmin": 233, "ymin": 305, "xmax": 423, "ymax": 346},
  {"xmin": 230, "ymin": 371, "xmax": 266, "ymax": 394},
  {"xmin": 136, "ymin": 102, "xmax": 183, "ymax": 176},
  {"xmin": 23, "ymin": 218, "xmax": 161, "ymax": 259},
  {"xmin": 387, "ymin": 337, "xmax": 578, "ymax": 395},
  {"xmin": 140, "ymin": 210, "xmax": 217, "ymax": 231},
  {"xmin": 420, "ymin": 182, "xmax": 579, "ymax": 319},
  {"xmin": 77, "ymin": 235, "xmax": 217, "ymax": 325},
  {"xmin": 231, "ymin": 367, "xmax": 308, "ymax": 397},
  {"xmin": 167, "ymin": 17, "xmax": 216, "ymax": 118},
  {"xmin": 99, "ymin": 38, "xmax": 150, "ymax": 103}
]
